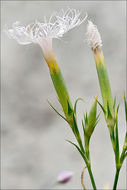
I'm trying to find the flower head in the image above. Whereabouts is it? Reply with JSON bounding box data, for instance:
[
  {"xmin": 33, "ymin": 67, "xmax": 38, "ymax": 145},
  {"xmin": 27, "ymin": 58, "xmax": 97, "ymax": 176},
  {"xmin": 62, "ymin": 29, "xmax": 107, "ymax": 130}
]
[
  {"xmin": 87, "ymin": 20, "xmax": 102, "ymax": 50},
  {"xmin": 5, "ymin": 20, "xmax": 62, "ymax": 46},
  {"xmin": 5, "ymin": 8, "xmax": 87, "ymax": 61},
  {"xmin": 5, "ymin": 8, "xmax": 87, "ymax": 47}
]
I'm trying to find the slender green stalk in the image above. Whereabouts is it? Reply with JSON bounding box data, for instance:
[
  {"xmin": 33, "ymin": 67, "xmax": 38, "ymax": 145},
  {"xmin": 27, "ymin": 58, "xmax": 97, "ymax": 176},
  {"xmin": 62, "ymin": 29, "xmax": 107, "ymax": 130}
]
[
  {"xmin": 113, "ymin": 168, "xmax": 120, "ymax": 190},
  {"xmin": 84, "ymin": 137, "xmax": 96, "ymax": 190},
  {"xmin": 83, "ymin": 143, "xmax": 97, "ymax": 190},
  {"xmin": 81, "ymin": 98, "xmax": 98, "ymax": 189},
  {"xmin": 120, "ymin": 133, "xmax": 127, "ymax": 165},
  {"xmin": 87, "ymin": 166, "xmax": 97, "ymax": 190},
  {"xmin": 85, "ymin": 137, "xmax": 90, "ymax": 159},
  {"xmin": 78, "ymin": 129, "xmax": 97, "ymax": 190},
  {"xmin": 112, "ymin": 132, "xmax": 127, "ymax": 189},
  {"xmin": 120, "ymin": 149, "xmax": 126, "ymax": 166}
]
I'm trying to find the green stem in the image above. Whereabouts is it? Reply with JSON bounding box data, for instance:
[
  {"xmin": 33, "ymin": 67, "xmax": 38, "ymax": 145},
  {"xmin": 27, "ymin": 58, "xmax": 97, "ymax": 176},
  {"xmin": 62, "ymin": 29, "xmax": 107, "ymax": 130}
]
[
  {"xmin": 87, "ymin": 166, "xmax": 97, "ymax": 190},
  {"xmin": 120, "ymin": 149, "xmax": 126, "ymax": 166},
  {"xmin": 85, "ymin": 137, "xmax": 90, "ymax": 159},
  {"xmin": 113, "ymin": 168, "xmax": 120, "ymax": 190},
  {"xmin": 120, "ymin": 133, "xmax": 127, "ymax": 165}
]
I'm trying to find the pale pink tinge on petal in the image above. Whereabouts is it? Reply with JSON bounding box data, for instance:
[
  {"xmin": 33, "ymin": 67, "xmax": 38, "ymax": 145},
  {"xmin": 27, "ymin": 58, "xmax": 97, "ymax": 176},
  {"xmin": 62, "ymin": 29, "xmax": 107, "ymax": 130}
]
[
  {"xmin": 5, "ymin": 21, "xmax": 32, "ymax": 45},
  {"xmin": 57, "ymin": 171, "xmax": 73, "ymax": 183}
]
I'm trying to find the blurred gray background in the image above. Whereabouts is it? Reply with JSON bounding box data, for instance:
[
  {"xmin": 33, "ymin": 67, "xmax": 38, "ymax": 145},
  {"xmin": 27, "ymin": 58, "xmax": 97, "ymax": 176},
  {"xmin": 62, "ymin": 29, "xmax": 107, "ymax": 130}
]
[{"xmin": 1, "ymin": 1, "xmax": 126, "ymax": 189}]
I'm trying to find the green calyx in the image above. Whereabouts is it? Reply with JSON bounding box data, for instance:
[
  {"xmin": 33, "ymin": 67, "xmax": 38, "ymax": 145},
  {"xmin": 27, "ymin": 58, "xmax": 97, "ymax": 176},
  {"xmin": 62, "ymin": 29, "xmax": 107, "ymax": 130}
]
[
  {"xmin": 50, "ymin": 67, "xmax": 73, "ymax": 121},
  {"xmin": 97, "ymin": 63, "xmax": 114, "ymax": 117},
  {"xmin": 82, "ymin": 97, "xmax": 99, "ymax": 138},
  {"xmin": 95, "ymin": 50, "xmax": 114, "ymax": 120}
]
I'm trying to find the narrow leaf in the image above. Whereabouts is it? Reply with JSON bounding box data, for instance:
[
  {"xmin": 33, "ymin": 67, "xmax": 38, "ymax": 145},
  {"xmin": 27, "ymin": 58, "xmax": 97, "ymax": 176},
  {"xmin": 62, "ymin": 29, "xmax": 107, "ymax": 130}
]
[
  {"xmin": 107, "ymin": 102, "xmax": 113, "ymax": 120},
  {"xmin": 96, "ymin": 112, "xmax": 101, "ymax": 121},
  {"xmin": 87, "ymin": 97, "xmax": 97, "ymax": 130},
  {"xmin": 115, "ymin": 104, "xmax": 120, "ymax": 163},
  {"xmin": 82, "ymin": 119, "xmax": 85, "ymax": 133},
  {"xmin": 113, "ymin": 96, "xmax": 116, "ymax": 111},
  {"xmin": 97, "ymin": 100, "xmax": 106, "ymax": 115},
  {"xmin": 85, "ymin": 112, "xmax": 88, "ymax": 126},
  {"xmin": 124, "ymin": 94, "xmax": 127, "ymax": 122},
  {"xmin": 73, "ymin": 113, "xmax": 79, "ymax": 135},
  {"xmin": 47, "ymin": 100, "xmax": 68, "ymax": 122},
  {"xmin": 72, "ymin": 113, "xmax": 84, "ymax": 153},
  {"xmin": 124, "ymin": 132, "xmax": 127, "ymax": 151},
  {"xmin": 67, "ymin": 100, "xmax": 73, "ymax": 115},
  {"xmin": 66, "ymin": 140, "xmax": 88, "ymax": 164},
  {"xmin": 95, "ymin": 117, "xmax": 100, "ymax": 127},
  {"xmin": 74, "ymin": 98, "xmax": 85, "ymax": 115}
]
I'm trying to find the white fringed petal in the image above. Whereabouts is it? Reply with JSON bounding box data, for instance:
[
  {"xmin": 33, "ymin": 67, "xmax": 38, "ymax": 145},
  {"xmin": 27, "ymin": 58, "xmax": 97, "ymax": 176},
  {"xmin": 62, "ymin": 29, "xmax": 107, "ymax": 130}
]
[
  {"xmin": 5, "ymin": 8, "xmax": 87, "ymax": 59},
  {"xmin": 56, "ymin": 8, "xmax": 87, "ymax": 33},
  {"xmin": 5, "ymin": 21, "xmax": 32, "ymax": 45},
  {"xmin": 5, "ymin": 8, "xmax": 87, "ymax": 46}
]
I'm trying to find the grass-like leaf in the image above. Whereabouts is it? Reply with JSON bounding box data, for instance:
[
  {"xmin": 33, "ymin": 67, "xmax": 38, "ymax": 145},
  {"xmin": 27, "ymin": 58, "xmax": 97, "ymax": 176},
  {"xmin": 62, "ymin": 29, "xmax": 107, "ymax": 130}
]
[
  {"xmin": 84, "ymin": 112, "xmax": 88, "ymax": 126},
  {"xmin": 73, "ymin": 112, "xmax": 80, "ymax": 135},
  {"xmin": 66, "ymin": 140, "xmax": 88, "ymax": 165},
  {"xmin": 47, "ymin": 100, "xmax": 68, "ymax": 122},
  {"xmin": 97, "ymin": 100, "xmax": 106, "ymax": 115},
  {"xmin": 67, "ymin": 100, "xmax": 73, "ymax": 115},
  {"xmin": 72, "ymin": 113, "xmax": 84, "ymax": 152},
  {"xmin": 74, "ymin": 98, "xmax": 85, "ymax": 115},
  {"xmin": 124, "ymin": 94, "xmax": 127, "ymax": 122},
  {"xmin": 114, "ymin": 104, "xmax": 120, "ymax": 164},
  {"xmin": 113, "ymin": 96, "xmax": 116, "ymax": 111},
  {"xmin": 107, "ymin": 102, "xmax": 113, "ymax": 120},
  {"xmin": 82, "ymin": 119, "xmax": 85, "ymax": 134},
  {"xmin": 95, "ymin": 113, "xmax": 100, "ymax": 127}
]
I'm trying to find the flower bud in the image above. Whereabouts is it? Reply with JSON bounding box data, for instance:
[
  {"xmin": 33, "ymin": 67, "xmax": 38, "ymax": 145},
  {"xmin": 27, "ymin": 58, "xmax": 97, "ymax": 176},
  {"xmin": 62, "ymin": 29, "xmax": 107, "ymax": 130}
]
[
  {"xmin": 87, "ymin": 21, "xmax": 114, "ymax": 119},
  {"xmin": 84, "ymin": 96, "xmax": 98, "ymax": 137},
  {"xmin": 57, "ymin": 171, "xmax": 73, "ymax": 183}
]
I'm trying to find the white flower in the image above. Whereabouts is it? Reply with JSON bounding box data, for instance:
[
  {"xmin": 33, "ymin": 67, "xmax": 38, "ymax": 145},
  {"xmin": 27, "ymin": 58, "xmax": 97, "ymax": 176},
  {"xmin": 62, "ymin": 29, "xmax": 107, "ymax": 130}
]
[
  {"xmin": 5, "ymin": 20, "xmax": 62, "ymax": 45},
  {"xmin": 87, "ymin": 20, "xmax": 102, "ymax": 50},
  {"xmin": 5, "ymin": 8, "xmax": 87, "ymax": 58}
]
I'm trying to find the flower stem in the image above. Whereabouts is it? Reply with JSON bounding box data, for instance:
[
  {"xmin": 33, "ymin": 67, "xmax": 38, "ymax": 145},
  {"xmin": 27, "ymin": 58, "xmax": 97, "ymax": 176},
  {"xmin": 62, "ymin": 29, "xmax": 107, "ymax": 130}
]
[
  {"xmin": 87, "ymin": 165, "xmax": 97, "ymax": 190},
  {"xmin": 113, "ymin": 168, "xmax": 120, "ymax": 190}
]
